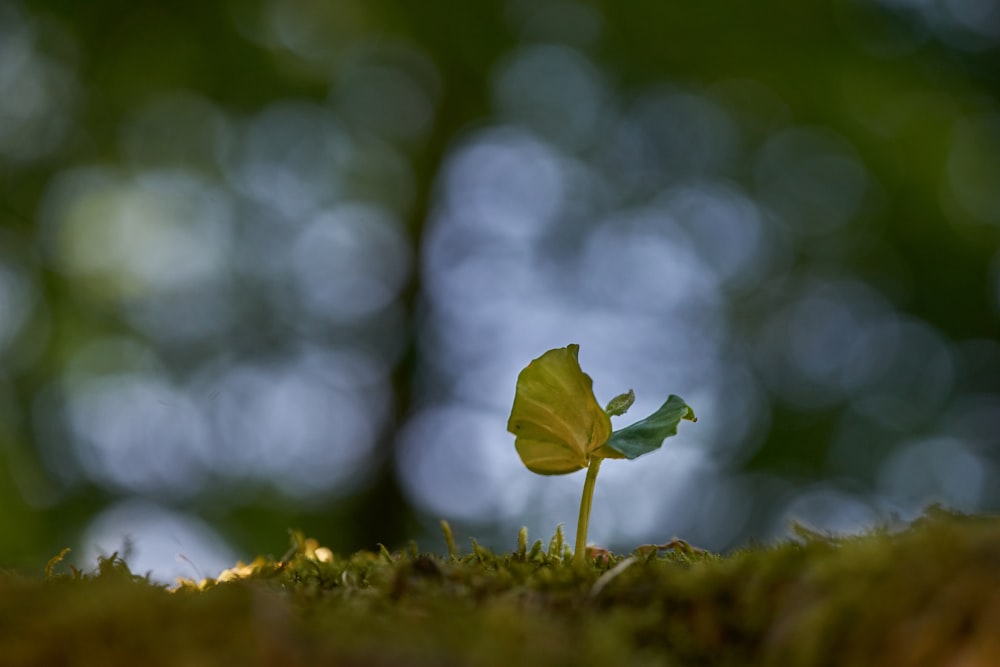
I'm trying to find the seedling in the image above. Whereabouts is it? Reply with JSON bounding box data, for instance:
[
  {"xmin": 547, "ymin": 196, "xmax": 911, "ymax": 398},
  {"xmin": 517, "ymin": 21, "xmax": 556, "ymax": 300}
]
[{"xmin": 507, "ymin": 344, "xmax": 697, "ymax": 564}]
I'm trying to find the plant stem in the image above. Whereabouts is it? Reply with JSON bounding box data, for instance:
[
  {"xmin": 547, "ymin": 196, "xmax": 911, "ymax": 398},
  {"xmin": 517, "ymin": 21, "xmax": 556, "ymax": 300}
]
[{"xmin": 574, "ymin": 457, "xmax": 603, "ymax": 564}]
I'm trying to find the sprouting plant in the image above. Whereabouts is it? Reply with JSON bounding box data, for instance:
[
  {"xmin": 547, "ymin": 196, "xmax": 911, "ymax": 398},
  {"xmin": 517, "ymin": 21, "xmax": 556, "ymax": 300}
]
[{"xmin": 507, "ymin": 344, "xmax": 697, "ymax": 564}]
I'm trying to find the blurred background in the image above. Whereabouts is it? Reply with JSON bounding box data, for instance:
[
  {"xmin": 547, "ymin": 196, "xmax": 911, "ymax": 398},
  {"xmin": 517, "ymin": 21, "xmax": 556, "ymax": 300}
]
[{"xmin": 2, "ymin": 0, "xmax": 1000, "ymax": 583}]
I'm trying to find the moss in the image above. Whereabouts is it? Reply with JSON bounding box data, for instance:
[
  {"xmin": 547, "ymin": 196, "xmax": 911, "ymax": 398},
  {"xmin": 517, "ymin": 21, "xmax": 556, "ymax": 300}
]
[{"xmin": 2, "ymin": 509, "xmax": 1000, "ymax": 666}]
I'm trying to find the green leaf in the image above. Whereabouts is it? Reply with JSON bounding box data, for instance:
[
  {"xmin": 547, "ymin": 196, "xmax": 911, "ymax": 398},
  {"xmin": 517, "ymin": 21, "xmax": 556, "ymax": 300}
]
[
  {"xmin": 603, "ymin": 395, "xmax": 696, "ymax": 460},
  {"xmin": 507, "ymin": 344, "xmax": 612, "ymax": 475},
  {"xmin": 604, "ymin": 390, "xmax": 635, "ymax": 417}
]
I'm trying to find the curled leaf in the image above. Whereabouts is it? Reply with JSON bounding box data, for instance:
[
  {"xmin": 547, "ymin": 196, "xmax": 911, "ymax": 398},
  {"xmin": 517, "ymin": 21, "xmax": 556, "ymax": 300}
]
[
  {"xmin": 604, "ymin": 395, "xmax": 696, "ymax": 460},
  {"xmin": 507, "ymin": 344, "xmax": 612, "ymax": 475},
  {"xmin": 604, "ymin": 390, "xmax": 635, "ymax": 417}
]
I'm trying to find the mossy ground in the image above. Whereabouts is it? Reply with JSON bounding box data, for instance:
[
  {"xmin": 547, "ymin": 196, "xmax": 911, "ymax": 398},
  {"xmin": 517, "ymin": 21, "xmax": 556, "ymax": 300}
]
[{"xmin": 2, "ymin": 508, "xmax": 999, "ymax": 667}]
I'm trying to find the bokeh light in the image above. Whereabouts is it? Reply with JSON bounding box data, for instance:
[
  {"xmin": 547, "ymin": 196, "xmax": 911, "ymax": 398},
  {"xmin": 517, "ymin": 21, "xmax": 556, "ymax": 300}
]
[
  {"xmin": 80, "ymin": 499, "xmax": 237, "ymax": 585},
  {"xmin": 1, "ymin": 0, "xmax": 998, "ymax": 581},
  {"xmin": 0, "ymin": 4, "xmax": 78, "ymax": 164},
  {"xmin": 0, "ymin": 253, "xmax": 39, "ymax": 361}
]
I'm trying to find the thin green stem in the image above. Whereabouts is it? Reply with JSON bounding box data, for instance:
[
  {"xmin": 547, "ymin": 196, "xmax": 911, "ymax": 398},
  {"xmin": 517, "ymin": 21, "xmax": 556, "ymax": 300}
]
[{"xmin": 574, "ymin": 457, "xmax": 603, "ymax": 564}]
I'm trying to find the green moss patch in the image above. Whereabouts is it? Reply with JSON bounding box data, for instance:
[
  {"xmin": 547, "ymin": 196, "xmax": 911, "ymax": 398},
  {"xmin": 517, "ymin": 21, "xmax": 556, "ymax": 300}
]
[{"xmin": 2, "ymin": 508, "xmax": 999, "ymax": 666}]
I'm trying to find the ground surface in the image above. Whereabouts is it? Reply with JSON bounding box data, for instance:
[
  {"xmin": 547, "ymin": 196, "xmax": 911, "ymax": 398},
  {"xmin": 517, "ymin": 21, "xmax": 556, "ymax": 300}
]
[{"xmin": 2, "ymin": 508, "xmax": 998, "ymax": 666}]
